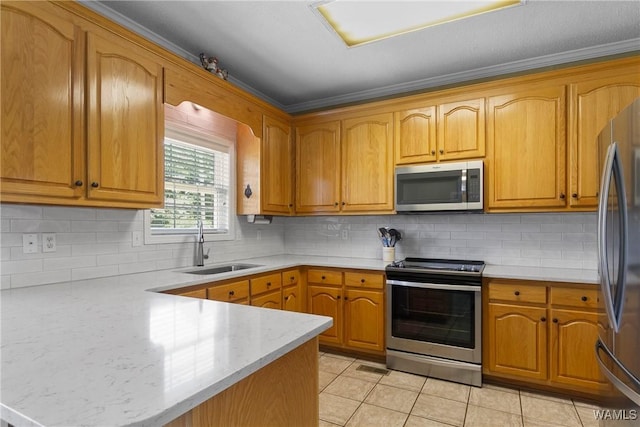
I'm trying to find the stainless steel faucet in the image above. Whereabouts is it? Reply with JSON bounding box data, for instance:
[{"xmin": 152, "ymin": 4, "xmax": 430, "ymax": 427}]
[{"xmin": 195, "ymin": 220, "xmax": 206, "ymax": 266}]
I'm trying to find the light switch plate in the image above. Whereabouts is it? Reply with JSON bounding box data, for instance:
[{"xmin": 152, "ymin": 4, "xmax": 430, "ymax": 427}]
[
  {"xmin": 43, "ymin": 233, "xmax": 56, "ymax": 253},
  {"xmin": 23, "ymin": 234, "xmax": 38, "ymax": 254}
]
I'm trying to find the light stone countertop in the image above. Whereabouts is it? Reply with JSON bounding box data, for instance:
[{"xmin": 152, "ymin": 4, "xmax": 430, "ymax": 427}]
[{"xmin": 0, "ymin": 254, "xmax": 599, "ymax": 426}]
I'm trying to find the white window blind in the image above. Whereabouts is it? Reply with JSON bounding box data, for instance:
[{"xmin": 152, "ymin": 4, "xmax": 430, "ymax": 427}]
[{"xmin": 150, "ymin": 136, "xmax": 230, "ymax": 234}]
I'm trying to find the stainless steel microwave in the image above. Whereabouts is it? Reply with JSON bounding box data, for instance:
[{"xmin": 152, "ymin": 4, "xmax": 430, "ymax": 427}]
[{"xmin": 395, "ymin": 160, "xmax": 483, "ymax": 212}]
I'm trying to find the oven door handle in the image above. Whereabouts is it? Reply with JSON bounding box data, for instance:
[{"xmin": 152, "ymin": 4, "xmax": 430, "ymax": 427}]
[{"xmin": 387, "ymin": 279, "xmax": 481, "ymax": 293}]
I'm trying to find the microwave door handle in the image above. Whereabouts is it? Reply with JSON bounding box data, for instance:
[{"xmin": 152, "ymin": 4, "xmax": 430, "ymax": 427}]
[{"xmin": 461, "ymin": 169, "xmax": 467, "ymax": 203}]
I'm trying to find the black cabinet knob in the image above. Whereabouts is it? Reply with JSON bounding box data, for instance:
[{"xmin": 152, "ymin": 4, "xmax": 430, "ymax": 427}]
[
  {"xmin": 334, "ymin": 202, "xmax": 338, "ymax": 206},
  {"xmin": 288, "ymin": 203, "xmax": 293, "ymax": 208},
  {"xmin": 514, "ymin": 291, "xmax": 520, "ymax": 296},
  {"xmin": 439, "ymin": 149, "xmax": 444, "ymax": 154},
  {"xmin": 361, "ymin": 279, "xmax": 365, "ymax": 283},
  {"xmin": 290, "ymin": 276, "xmax": 295, "ymax": 281},
  {"xmin": 572, "ymin": 193, "xmax": 578, "ymax": 199},
  {"xmin": 342, "ymin": 201, "xmax": 346, "ymax": 206},
  {"xmin": 75, "ymin": 180, "xmax": 83, "ymax": 187},
  {"xmin": 321, "ymin": 276, "xmax": 326, "ymax": 280},
  {"xmin": 553, "ymin": 318, "xmax": 558, "ymax": 323},
  {"xmin": 431, "ymin": 150, "xmax": 436, "ymax": 155},
  {"xmin": 581, "ymin": 296, "xmax": 588, "ymax": 302},
  {"xmin": 267, "ymin": 282, "xmax": 271, "ymax": 287},
  {"xmin": 229, "ymin": 290, "xmax": 235, "ymax": 296},
  {"xmin": 559, "ymin": 193, "xmax": 566, "ymax": 199},
  {"xmin": 337, "ymin": 295, "xmax": 341, "ymax": 300},
  {"xmin": 91, "ymin": 182, "xmax": 99, "ymax": 188},
  {"xmin": 541, "ymin": 317, "xmax": 546, "ymax": 322}
]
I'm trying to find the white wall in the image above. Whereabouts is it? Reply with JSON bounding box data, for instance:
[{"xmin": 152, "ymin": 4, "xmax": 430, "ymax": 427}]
[
  {"xmin": 0, "ymin": 204, "xmax": 597, "ymax": 289},
  {"xmin": 0, "ymin": 205, "xmax": 284, "ymax": 289},
  {"xmin": 283, "ymin": 213, "xmax": 597, "ymax": 270}
]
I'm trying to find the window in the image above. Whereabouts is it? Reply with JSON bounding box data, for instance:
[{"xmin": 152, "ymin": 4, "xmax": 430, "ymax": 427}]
[{"xmin": 144, "ymin": 125, "xmax": 235, "ymax": 244}]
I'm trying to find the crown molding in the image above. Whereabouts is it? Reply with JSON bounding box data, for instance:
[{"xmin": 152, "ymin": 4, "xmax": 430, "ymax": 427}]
[
  {"xmin": 77, "ymin": 1, "xmax": 287, "ymax": 110},
  {"xmin": 76, "ymin": 2, "xmax": 639, "ymax": 115},
  {"xmin": 285, "ymin": 38, "xmax": 640, "ymax": 114}
]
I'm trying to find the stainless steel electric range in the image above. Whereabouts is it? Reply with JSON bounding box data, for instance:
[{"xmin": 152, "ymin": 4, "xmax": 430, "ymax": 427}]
[{"xmin": 385, "ymin": 258, "xmax": 485, "ymax": 387}]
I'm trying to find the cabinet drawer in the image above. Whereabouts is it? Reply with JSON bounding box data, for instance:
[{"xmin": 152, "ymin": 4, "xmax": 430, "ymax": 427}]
[
  {"xmin": 344, "ymin": 272, "xmax": 384, "ymax": 289},
  {"xmin": 180, "ymin": 288, "xmax": 207, "ymax": 299},
  {"xmin": 282, "ymin": 269, "xmax": 300, "ymax": 286},
  {"xmin": 488, "ymin": 282, "xmax": 547, "ymax": 304},
  {"xmin": 251, "ymin": 273, "xmax": 282, "ymax": 296},
  {"xmin": 207, "ymin": 280, "xmax": 250, "ymax": 302},
  {"xmin": 307, "ymin": 269, "xmax": 342, "ymax": 286},
  {"xmin": 550, "ymin": 287, "xmax": 599, "ymax": 309}
]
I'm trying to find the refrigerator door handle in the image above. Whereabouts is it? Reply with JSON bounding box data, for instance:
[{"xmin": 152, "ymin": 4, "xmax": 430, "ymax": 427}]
[
  {"xmin": 596, "ymin": 339, "xmax": 640, "ymax": 405},
  {"xmin": 597, "ymin": 142, "xmax": 628, "ymax": 333}
]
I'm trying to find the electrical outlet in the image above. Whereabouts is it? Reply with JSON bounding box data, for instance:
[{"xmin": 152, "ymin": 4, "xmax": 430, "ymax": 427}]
[
  {"xmin": 22, "ymin": 234, "xmax": 38, "ymax": 254},
  {"xmin": 341, "ymin": 229, "xmax": 349, "ymax": 240},
  {"xmin": 132, "ymin": 231, "xmax": 142, "ymax": 247},
  {"xmin": 42, "ymin": 233, "xmax": 56, "ymax": 253}
]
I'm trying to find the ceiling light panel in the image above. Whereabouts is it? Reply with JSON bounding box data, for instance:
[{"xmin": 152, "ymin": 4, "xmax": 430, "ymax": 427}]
[{"xmin": 314, "ymin": 0, "xmax": 523, "ymax": 47}]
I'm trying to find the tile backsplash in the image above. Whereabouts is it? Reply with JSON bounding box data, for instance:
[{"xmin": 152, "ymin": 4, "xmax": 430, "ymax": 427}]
[{"xmin": 0, "ymin": 204, "xmax": 597, "ymax": 289}]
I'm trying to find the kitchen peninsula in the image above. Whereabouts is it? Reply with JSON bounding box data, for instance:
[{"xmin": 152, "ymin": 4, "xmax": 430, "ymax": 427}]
[{"xmin": 0, "ymin": 267, "xmax": 332, "ymax": 427}]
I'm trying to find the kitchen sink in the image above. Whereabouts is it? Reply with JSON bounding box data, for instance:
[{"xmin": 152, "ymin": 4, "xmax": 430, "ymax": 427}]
[{"xmin": 182, "ymin": 263, "xmax": 262, "ymax": 275}]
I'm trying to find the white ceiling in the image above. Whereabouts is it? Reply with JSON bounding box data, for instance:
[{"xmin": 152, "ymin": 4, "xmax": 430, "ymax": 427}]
[{"xmin": 86, "ymin": 1, "xmax": 640, "ymax": 114}]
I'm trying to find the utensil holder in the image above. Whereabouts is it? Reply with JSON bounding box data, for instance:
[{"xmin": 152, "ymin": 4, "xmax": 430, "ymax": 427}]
[{"xmin": 382, "ymin": 247, "xmax": 395, "ymax": 262}]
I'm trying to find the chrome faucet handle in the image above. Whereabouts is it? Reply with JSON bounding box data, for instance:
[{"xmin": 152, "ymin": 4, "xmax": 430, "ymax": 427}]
[{"xmin": 197, "ymin": 220, "xmax": 204, "ymax": 242}]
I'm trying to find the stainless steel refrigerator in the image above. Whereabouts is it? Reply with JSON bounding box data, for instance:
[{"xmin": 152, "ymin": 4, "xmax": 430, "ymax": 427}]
[{"xmin": 596, "ymin": 97, "xmax": 640, "ymax": 425}]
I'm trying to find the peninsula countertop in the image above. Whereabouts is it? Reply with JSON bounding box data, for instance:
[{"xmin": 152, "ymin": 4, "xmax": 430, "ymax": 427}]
[
  {"xmin": 0, "ymin": 254, "xmax": 599, "ymax": 426},
  {"xmin": 0, "ymin": 268, "xmax": 331, "ymax": 427}
]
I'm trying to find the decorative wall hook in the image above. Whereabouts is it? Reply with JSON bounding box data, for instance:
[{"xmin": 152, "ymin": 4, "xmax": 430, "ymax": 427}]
[{"xmin": 244, "ymin": 184, "xmax": 253, "ymax": 199}]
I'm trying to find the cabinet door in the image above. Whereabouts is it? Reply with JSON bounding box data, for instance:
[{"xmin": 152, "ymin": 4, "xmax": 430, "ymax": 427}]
[
  {"xmin": 262, "ymin": 115, "xmax": 293, "ymax": 214},
  {"xmin": 394, "ymin": 107, "xmax": 437, "ymax": 164},
  {"xmin": 1, "ymin": 2, "xmax": 84, "ymax": 201},
  {"xmin": 342, "ymin": 113, "xmax": 394, "ymax": 212},
  {"xmin": 295, "ymin": 122, "xmax": 341, "ymax": 213},
  {"xmin": 487, "ymin": 86, "xmax": 567, "ymax": 209},
  {"xmin": 251, "ymin": 290, "xmax": 282, "ymax": 310},
  {"xmin": 549, "ymin": 309, "xmax": 608, "ymax": 390},
  {"xmin": 308, "ymin": 285, "xmax": 342, "ymax": 345},
  {"xmin": 86, "ymin": 31, "xmax": 164, "ymax": 206},
  {"xmin": 487, "ymin": 303, "xmax": 548, "ymax": 380},
  {"xmin": 569, "ymin": 73, "xmax": 640, "ymax": 208},
  {"xmin": 437, "ymin": 98, "xmax": 485, "ymax": 161},
  {"xmin": 283, "ymin": 284, "xmax": 301, "ymax": 312},
  {"xmin": 344, "ymin": 288, "xmax": 384, "ymax": 352}
]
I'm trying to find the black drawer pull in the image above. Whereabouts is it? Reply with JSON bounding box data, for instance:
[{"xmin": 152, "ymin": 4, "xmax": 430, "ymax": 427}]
[
  {"xmin": 514, "ymin": 291, "xmax": 520, "ymax": 296},
  {"xmin": 229, "ymin": 290, "xmax": 235, "ymax": 296},
  {"xmin": 553, "ymin": 318, "xmax": 558, "ymax": 323},
  {"xmin": 581, "ymin": 296, "xmax": 588, "ymax": 302},
  {"xmin": 541, "ymin": 317, "xmax": 546, "ymax": 322},
  {"xmin": 361, "ymin": 279, "xmax": 365, "ymax": 283}
]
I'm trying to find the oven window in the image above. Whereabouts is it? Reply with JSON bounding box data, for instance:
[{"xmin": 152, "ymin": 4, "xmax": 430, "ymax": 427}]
[
  {"xmin": 391, "ymin": 285, "xmax": 475, "ymax": 349},
  {"xmin": 397, "ymin": 170, "xmax": 463, "ymax": 205}
]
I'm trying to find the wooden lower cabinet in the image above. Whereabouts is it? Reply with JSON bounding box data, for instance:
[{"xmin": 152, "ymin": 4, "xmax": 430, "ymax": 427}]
[
  {"xmin": 484, "ymin": 279, "xmax": 607, "ymax": 395},
  {"xmin": 308, "ymin": 269, "xmax": 385, "ymax": 355},
  {"xmin": 549, "ymin": 308, "xmax": 608, "ymax": 389},
  {"xmin": 344, "ymin": 288, "xmax": 385, "ymax": 352},
  {"xmin": 282, "ymin": 269, "xmax": 303, "ymax": 312},
  {"xmin": 308, "ymin": 284, "xmax": 343, "ymax": 345},
  {"xmin": 487, "ymin": 303, "xmax": 548, "ymax": 381}
]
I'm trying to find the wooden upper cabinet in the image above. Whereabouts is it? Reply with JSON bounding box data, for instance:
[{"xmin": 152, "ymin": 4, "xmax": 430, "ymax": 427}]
[
  {"xmin": 1, "ymin": 1, "xmax": 84, "ymax": 201},
  {"xmin": 395, "ymin": 106, "xmax": 437, "ymax": 164},
  {"xmin": 341, "ymin": 113, "xmax": 394, "ymax": 212},
  {"xmin": 487, "ymin": 85, "xmax": 567, "ymax": 210},
  {"xmin": 295, "ymin": 121, "xmax": 341, "ymax": 213},
  {"xmin": 437, "ymin": 98, "xmax": 485, "ymax": 161},
  {"xmin": 86, "ymin": 31, "xmax": 164, "ymax": 205},
  {"xmin": 1, "ymin": 2, "xmax": 164, "ymax": 208},
  {"xmin": 262, "ymin": 115, "xmax": 294, "ymax": 214},
  {"xmin": 569, "ymin": 71, "xmax": 640, "ymax": 208}
]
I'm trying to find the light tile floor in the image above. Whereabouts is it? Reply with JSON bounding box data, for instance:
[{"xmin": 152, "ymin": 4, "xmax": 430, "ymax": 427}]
[{"xmin": 318, "ymin": 352, "xmax": 601, "ymax": 427}]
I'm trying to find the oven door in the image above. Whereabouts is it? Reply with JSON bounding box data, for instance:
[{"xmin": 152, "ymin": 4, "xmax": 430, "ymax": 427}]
[{"xmin": 386, "ymin": 279, "xmax": 482, "ymax": 364}]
